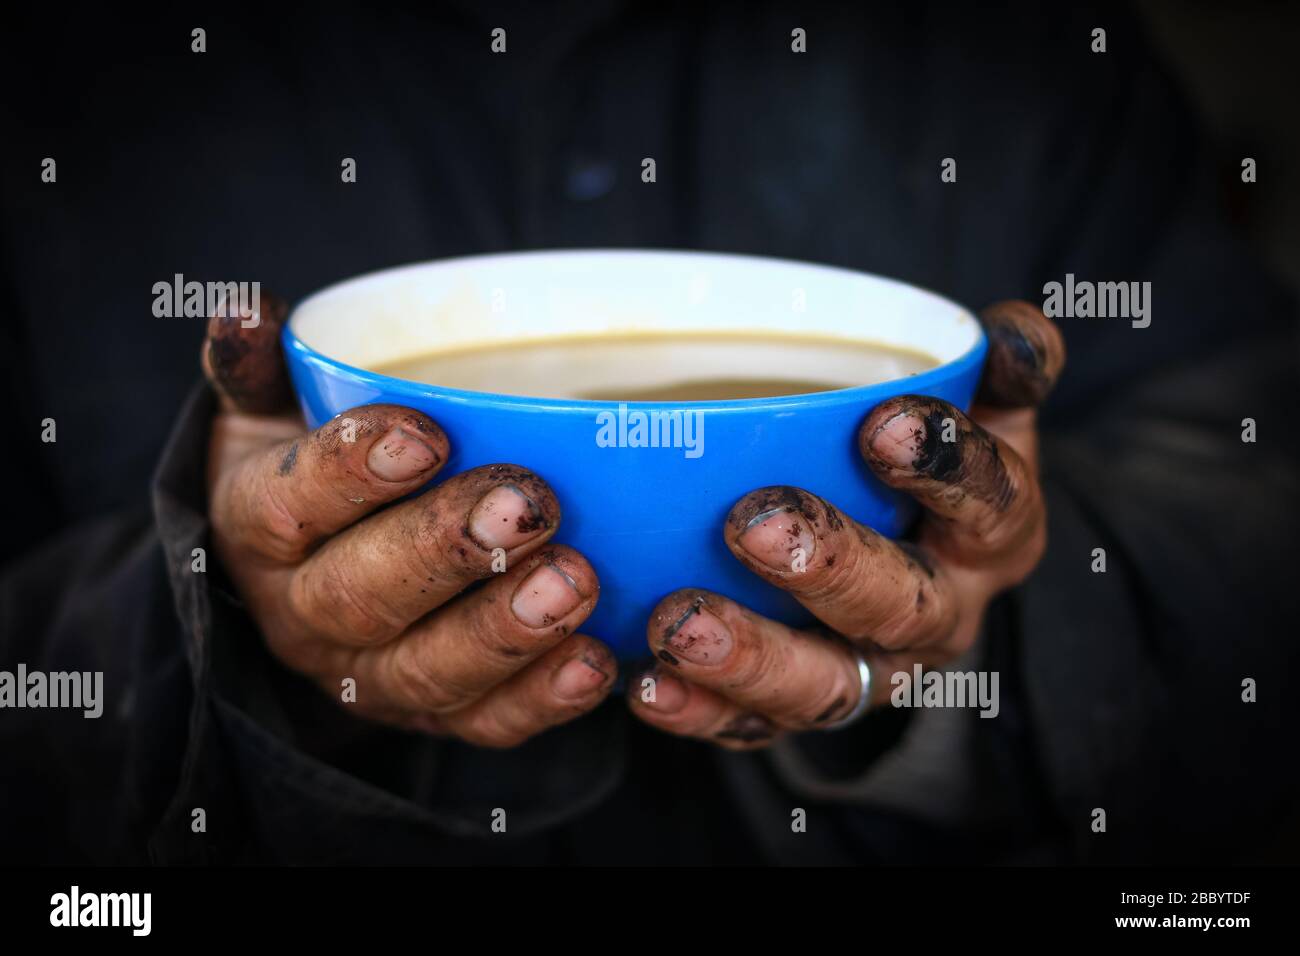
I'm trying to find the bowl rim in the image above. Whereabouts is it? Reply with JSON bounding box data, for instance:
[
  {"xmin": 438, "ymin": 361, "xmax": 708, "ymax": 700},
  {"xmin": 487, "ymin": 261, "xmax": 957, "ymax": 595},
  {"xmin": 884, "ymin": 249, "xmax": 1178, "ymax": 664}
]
[{"xmin": 282, "ymin": 248, "xmax": 988, "ymax": 413}]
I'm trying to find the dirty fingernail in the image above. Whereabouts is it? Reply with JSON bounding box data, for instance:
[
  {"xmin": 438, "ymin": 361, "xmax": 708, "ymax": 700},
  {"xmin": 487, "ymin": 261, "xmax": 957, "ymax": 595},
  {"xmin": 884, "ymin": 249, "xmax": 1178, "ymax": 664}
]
[
  {"xmin": 737, "ymin": 508, "xmax": 817, "ymax": 572},
  {"xmin": 511, "ymin": 562, "xmax": 582, "ymax": 628},
  {"xmin": 469, "ymin": 483, "xmax": 550, "ymax": 551},
  {"xmin": 367, "ymin": 426, "xmax": 440, "ymax": 482},
  {"xmin": 552, "ymin": 656, "xmax": 609, "ymax": 700},
  {"xmin": 868, "ymin": 412, "xmax": 926, "ymax": 469},
  {"xmin": 661, "ymin": 598, "xmax": 731, "ymax": 666}
]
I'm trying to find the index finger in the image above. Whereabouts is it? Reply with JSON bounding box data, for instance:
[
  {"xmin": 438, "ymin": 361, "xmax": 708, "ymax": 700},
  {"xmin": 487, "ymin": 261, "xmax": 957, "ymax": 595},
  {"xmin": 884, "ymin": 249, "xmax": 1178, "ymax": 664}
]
[{"xmin": 722, "ymin": 486, "xmax": 957, "ymax": 650}]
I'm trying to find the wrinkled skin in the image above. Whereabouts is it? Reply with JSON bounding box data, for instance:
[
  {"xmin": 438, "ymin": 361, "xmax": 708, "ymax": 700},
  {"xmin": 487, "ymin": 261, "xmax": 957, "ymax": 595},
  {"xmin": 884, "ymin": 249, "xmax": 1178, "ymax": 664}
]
[
  {"xmin": 202, "ymin": 293, "xmax": 1062, "ymax": 750},
  {"xmin": 204, "ymin": 293, "xmax": 616, "ymax": 748},
  {"xmin": 626, "ymin": 299, "xmax": 1065, "ymax": 749}
]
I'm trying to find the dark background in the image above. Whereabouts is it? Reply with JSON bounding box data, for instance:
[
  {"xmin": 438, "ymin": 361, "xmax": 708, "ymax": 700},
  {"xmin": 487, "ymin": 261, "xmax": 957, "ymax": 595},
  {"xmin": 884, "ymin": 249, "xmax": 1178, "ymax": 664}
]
[
  {"xmin": 1141, "ymin": 1, "xmax": 1300, "ymax": 295},
  {"xmin": 1141, "ymin": 0, "xmax": 1300, "ymax": 859},
  {"xmin": 4, "ymin": 1, "xmax": 1298, "ymax": 559},
  {"xmin": 1, "ymin": 1, "xmax": 1297, "ymax": 865}
]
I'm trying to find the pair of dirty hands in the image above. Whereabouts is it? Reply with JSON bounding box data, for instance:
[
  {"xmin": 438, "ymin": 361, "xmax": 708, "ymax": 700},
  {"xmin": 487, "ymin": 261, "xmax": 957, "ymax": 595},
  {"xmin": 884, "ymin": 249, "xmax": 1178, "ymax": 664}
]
[{"xmin": 204, "ymin": 294, "xmax": 1064, "ymax": 750}]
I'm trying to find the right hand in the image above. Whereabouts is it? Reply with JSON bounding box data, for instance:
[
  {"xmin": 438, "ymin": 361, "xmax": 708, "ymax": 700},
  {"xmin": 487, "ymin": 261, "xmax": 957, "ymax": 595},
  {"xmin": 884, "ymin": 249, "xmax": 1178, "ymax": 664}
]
[{"xmin": 200, "ymin": 291, "xmax": 617, "ymax": 747}]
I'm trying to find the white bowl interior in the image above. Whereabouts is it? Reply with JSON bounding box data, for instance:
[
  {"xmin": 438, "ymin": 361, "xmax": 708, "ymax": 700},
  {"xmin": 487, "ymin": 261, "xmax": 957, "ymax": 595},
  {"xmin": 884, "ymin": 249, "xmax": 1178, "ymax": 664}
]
[{"xmin": 290, "ymin": 250, "xmax": 981, "ymax": 373}]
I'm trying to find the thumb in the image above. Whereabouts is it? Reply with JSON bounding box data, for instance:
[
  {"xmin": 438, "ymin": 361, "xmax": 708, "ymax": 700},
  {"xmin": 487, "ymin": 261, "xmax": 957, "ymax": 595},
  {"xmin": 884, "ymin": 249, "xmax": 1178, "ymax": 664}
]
[
  {"xmin": 974, "ymin": 299, "xmax": 1066, "ymax": 409},
  {"xmin": 201, "ymin": 287, "xmax": 295, "ymax": 415}
]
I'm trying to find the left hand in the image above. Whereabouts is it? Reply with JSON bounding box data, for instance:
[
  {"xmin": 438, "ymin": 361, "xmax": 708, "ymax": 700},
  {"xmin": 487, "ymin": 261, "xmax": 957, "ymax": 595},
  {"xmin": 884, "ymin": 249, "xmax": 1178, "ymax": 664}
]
[{"xmin": 627, "ymin": 300, "xmax": 1066, "ymax": 748}]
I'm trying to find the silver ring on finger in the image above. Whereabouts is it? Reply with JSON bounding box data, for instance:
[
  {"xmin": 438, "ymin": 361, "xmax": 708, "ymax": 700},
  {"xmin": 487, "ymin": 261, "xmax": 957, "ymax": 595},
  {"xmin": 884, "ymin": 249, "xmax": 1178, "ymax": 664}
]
[{"xmin": 822, "ymin": 650, "xmax": 872, "ymax": 732}]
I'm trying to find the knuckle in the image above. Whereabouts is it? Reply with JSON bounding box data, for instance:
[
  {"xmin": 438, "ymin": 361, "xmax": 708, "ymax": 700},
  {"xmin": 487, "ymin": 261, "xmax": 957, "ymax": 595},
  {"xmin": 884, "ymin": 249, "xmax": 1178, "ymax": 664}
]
[
  {"xmin": 971, "ymin": 510, "xmax": 1017, "ymax": 554},
  {"xmin": 254, "ymin": 472, "xmax": 311, "ymax": 562},
  {"xmin": 411, "ymin": 498, "xmax": 486, "ymax": 585},
  {"xmin": 800, "ymin": 542, "xmax": 863, "ymax": 603},
  {"xmin": 939, "ymin": 483, "xmax": 971, "ymax": 512},
  {"xmin": 721, "ymin": 630, "xmax": 781, "ymax": 697},
  {"xmin": 386, "ymin": 645, "xmax": 465, "ymax": 714},
  {"xmin": 970, "ymin": 478, "xmax": 1037, "ymax": 554},
  {"xmin": 868, "ymin": 577, "xmax": 952, "ymax": 650},
  {"xmin": 794, "ymin": 669, "xmax": 856, "ymax": 728},
  {"xmin": 865, "ymin": 612, "xmax": 919, "ymax": 651},
  {"xmin": 465, "ymin": 603, "xmax": 558, "ymax": 668},
  {"xmin": 290, "ymin": 561, "xmax": 401, "ymax": 645},
  {"xmin": 799, "ymin": 546, "xmax": 885, "ymax": 637},
  {"xmin": 860, "ymin": 590, "xmax": 940, "ymax": 650}
]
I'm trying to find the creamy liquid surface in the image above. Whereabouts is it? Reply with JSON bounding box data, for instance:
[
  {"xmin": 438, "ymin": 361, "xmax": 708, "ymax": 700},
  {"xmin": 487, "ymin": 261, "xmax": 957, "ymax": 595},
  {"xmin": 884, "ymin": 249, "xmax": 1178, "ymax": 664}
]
[{"xmin": 371, "ymin": 332, "xmax": 939, "ymax": 401}]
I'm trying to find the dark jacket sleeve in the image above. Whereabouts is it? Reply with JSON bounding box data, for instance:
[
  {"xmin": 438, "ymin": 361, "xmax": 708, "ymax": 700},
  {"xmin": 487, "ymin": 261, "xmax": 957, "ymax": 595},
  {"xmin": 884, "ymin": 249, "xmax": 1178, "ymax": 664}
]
[
  {"xmin": 0, "ymin": 509, "xmax": 192, "ymax": 863},
  {"xmin": 1, "ymin": 383, "xmax": 626, "ymax": 864}
]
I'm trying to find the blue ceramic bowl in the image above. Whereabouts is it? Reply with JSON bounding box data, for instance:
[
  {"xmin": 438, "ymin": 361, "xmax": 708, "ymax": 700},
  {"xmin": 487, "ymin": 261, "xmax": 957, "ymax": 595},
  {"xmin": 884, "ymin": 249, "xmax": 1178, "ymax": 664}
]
[{"xmin": 283, "ymin": 250, "xmax": 986, "ymax": 658}]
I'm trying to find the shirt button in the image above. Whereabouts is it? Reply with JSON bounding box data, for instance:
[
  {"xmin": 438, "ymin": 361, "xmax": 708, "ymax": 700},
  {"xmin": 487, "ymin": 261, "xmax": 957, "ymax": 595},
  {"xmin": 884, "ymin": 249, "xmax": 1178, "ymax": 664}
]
[{"xmin": 564, "ymin": 158, "xmax": 616, "ymax": 201}]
